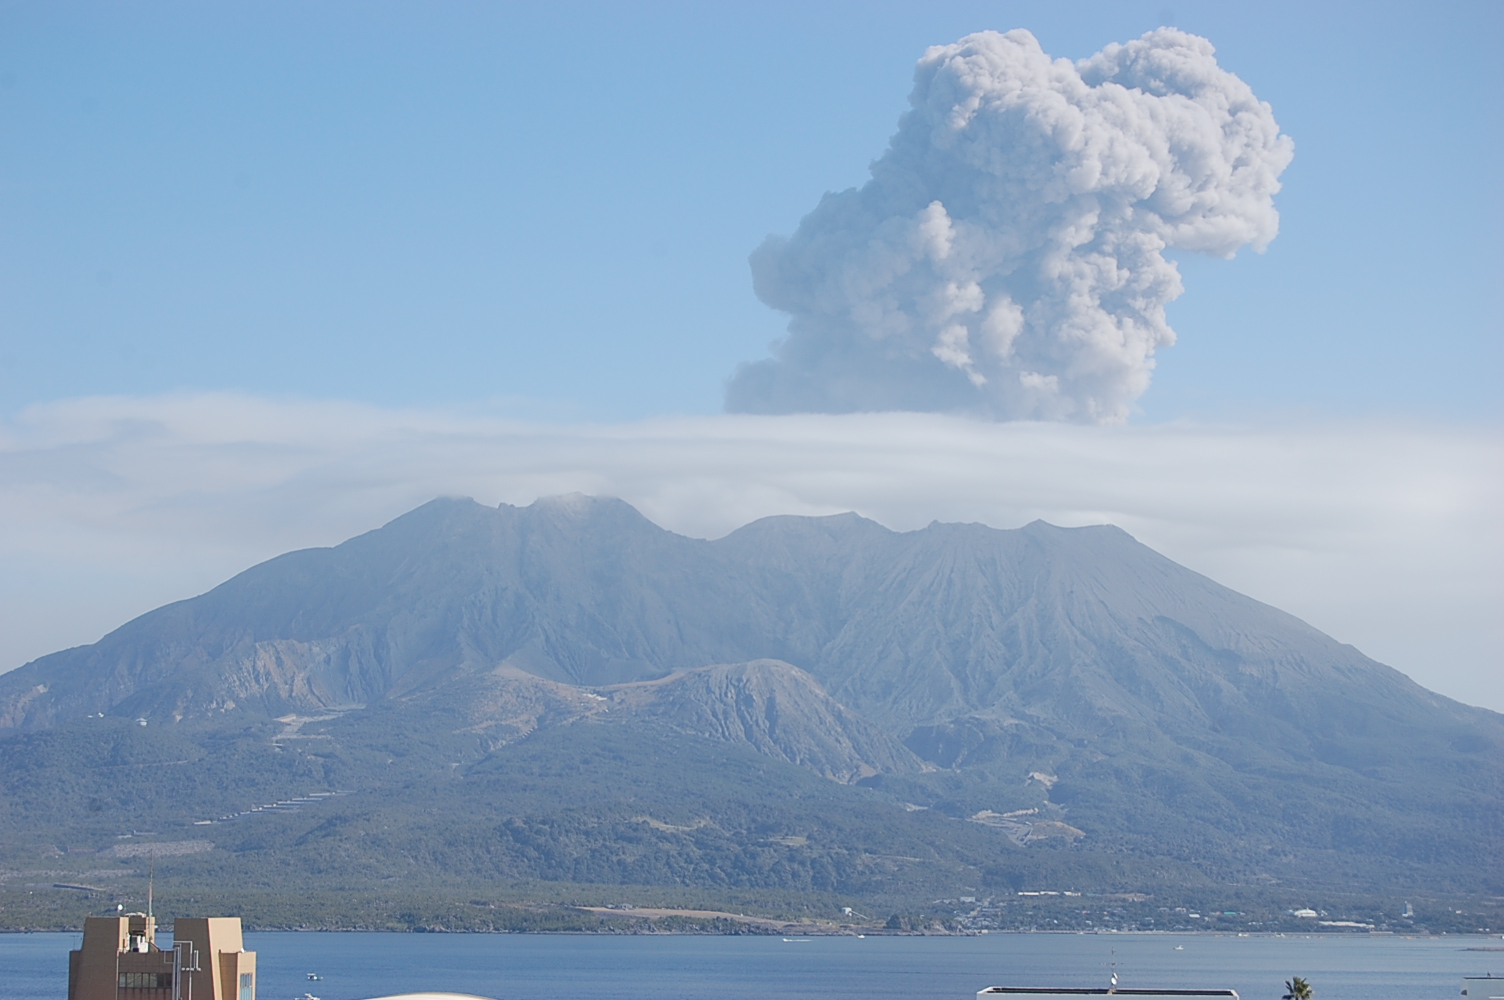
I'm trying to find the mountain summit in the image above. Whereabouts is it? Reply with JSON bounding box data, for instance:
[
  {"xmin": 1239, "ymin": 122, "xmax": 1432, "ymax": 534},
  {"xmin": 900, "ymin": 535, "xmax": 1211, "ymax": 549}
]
[
  {"xmin": 1, "ymin": 495, "xmax": 1499, "ymax": 904},
  {"xmin": 1, "ymin": 495, "xmax": 1472, "ymax": 738}
]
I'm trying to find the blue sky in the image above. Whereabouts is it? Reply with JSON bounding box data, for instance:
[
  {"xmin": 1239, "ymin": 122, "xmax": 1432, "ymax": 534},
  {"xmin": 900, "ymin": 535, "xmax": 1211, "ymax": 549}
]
[
  {"xmin": 2, "ymin": 0, "xmax": 1498, "ymax": 421},
  {"xmin": 0, "ymin": 2, "xmax": 1500, "ymax": 709}
]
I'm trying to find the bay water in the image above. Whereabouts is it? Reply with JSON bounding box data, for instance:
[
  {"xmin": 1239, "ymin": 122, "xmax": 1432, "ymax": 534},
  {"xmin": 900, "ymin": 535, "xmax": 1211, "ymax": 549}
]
[{"xmin": 4, "ymin": 930, "xmax": 1501, "ymax": 1000}]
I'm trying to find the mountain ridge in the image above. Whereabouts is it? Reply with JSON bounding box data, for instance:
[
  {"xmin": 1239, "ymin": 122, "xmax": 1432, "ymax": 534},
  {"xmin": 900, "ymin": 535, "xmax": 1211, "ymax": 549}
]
[
  {"xmin": 4, "ymin": 494, "xmax": 1486, "ymax": 738},
  {"xmin": 1, "ymin": 494, "xmax": 1499, "ymax": 904}
]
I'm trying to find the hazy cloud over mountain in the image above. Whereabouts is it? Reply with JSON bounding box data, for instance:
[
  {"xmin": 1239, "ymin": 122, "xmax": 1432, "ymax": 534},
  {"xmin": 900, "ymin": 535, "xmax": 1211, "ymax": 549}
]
[
  {"xmin": 728, "ymin": 28, "xmax": 1293, "ymax": 422},
  {"xmin": 1, "ymin": 394, "xmax": 1498, "ymax": 711}
]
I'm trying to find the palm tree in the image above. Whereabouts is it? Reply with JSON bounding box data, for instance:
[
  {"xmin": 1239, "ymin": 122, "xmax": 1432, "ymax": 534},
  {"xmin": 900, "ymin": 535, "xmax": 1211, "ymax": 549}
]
[{"xmin": 1283, "ymin": 976, "xmax": 1313, "ymax": 999}]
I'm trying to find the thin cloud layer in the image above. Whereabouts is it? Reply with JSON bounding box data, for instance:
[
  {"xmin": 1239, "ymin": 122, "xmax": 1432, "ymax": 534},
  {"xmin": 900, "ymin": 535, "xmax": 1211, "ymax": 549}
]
[
  {"xmin": 0, "ymin": 394, "xmax": 1499, "ymax": 711},
  {"xmin": 728, "ymin": 28, "xmax": 1293, "ymax": 421}
]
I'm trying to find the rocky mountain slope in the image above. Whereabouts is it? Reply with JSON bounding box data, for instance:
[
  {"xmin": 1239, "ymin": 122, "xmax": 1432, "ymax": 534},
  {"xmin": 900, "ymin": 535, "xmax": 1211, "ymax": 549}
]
[
  {"xmin": 1, "ymin": 494, "xmax": 1499, "ymax": 903},
  {"xmin": 390, "ymin": 657, "xmax": 923, "ymax": 784},
  {"xmin": 5, "ymin": 494, "xmax": 1485, "ymax": 738},
  {"xmin": 601, "ymin": 660, "xmax": 924, "ymax": 783}
]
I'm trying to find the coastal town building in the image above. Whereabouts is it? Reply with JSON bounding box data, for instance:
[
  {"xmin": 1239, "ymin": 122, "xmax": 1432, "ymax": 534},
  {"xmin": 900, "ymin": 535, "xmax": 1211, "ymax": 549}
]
[{"xmin": 68, "ymin": 913, "xmax": 256, "ymax": 1000}]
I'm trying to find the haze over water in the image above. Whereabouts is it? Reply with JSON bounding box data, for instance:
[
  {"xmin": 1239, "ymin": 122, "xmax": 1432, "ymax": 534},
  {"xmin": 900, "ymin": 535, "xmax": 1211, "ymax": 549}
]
[{"xmin": 4, "ymin": 931, "xmax": 1501, "ymax": 1000}]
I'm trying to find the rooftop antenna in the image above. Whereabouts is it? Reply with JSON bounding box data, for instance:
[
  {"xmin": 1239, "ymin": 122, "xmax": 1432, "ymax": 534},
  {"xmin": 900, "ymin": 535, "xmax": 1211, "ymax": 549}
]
[
  {"xmin": 1109, "ymin": 948, "xmax": 1118, "ymax": 991},
  {"xmin": 147, "ymin": 848, "xmax": 154, "ymax": 920}
]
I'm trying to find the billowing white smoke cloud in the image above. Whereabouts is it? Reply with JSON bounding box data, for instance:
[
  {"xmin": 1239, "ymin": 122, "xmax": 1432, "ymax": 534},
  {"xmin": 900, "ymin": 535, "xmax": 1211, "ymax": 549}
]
[{"xmin": 727, "ymin": 28, "xmax": 1294, "ymax": 422}]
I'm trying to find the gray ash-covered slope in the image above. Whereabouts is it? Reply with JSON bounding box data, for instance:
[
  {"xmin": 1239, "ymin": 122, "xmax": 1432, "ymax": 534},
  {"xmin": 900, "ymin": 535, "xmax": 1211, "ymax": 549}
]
[
  {"xmin": 601, "ymin": 660, "xmax": 922, "ymax": 783},
  {"xmin": 1, "ymin": 494, "xmax": 1500, "ymax": 895},
  {"xmin": 381, "ymin": 658, "xmax": 923, "ymax": 784},
  {"xmin": 2, "ymin": 493, "xmax": 1490, "ymax": 747}
]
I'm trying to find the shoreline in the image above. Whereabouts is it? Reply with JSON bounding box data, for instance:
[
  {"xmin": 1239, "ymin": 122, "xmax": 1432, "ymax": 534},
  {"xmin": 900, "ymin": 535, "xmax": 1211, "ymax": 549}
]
[{"xmin": 4, "ymin": 923, "xmax": 1499, "ymax": 940}]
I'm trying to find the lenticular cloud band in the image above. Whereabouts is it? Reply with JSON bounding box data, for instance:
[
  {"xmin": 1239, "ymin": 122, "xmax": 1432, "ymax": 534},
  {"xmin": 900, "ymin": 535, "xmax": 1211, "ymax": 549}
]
[{"xmin": 727, "ymin": 28, "xmax": 1294, "ymax": 422}]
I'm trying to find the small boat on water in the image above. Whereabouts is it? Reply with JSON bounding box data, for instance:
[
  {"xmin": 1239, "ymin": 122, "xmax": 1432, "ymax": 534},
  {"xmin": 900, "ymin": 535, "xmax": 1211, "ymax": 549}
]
[{"xmin": 782, "ymin": 937, "xmax": 813, "ymax": 942}]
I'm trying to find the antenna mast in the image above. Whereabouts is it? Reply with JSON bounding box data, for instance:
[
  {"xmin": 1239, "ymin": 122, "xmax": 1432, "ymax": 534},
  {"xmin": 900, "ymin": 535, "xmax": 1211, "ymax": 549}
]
[{"xmin": 147, "ymin": 849, "xmax": 154, "ymax": 919}]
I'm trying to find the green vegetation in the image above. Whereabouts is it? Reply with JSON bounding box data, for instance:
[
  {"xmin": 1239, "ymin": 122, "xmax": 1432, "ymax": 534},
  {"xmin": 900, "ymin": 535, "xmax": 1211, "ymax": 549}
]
[
  {"xmin": 1283, "ymin": 977, "xmax": 1313, "ymax": 999},
  {"xmin": 2, "ymin": 714, "xmax": 1500, "ymax": 933}
]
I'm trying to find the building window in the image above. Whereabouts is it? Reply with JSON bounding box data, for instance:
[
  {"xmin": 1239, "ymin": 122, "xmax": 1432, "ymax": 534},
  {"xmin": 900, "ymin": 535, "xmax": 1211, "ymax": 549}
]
[
  {"xmin": 118, "ymin": 972, "xmax": 172, "ymax": 989},
  {"xmin": 239, "ymin": 972, "xmax": 254, "ymax": 1000}
]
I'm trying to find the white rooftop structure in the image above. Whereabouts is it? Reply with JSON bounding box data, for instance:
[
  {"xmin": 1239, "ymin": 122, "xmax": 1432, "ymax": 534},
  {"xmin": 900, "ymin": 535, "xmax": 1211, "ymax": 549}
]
[
  {"xmin": 1463, "ymin": 977, "xmax": 1504, "ymax": 999},
  {"xmin": 359, "ymin": 995, "xmax": 498, "ymax": 1000},
  {"xmin": 979, "ymin": 990, "xmax": 1238, "ymax": 998}
]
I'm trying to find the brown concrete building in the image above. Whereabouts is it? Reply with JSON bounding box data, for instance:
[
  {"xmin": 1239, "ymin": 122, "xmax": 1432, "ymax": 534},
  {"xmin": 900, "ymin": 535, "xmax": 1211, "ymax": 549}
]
[{"xmin": 68, "ymin": 913, "xmax": 256, "ymax": 1000}]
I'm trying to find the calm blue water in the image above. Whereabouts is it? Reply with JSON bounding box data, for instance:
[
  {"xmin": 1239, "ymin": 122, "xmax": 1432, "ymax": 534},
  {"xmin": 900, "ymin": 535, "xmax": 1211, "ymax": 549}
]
[{"xmin": 4, "ymin": 931, "xmax": 1501, "ymax": 1000}]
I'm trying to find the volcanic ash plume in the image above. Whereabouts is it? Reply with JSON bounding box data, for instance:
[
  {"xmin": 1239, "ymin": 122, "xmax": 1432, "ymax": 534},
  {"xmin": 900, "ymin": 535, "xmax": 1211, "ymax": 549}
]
[{"xmin": 726, "ymin": 28, "xmax": 1294, "ymax": 422}]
